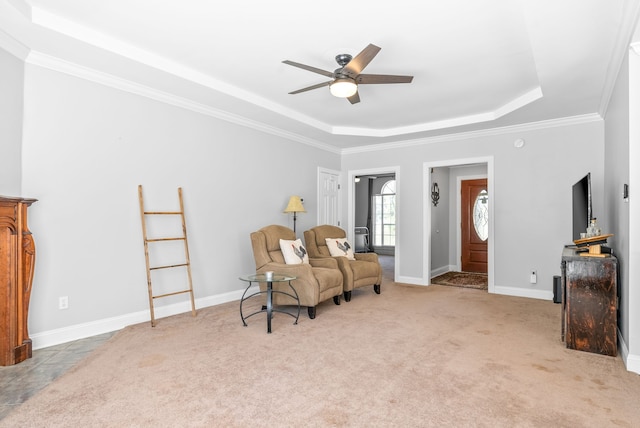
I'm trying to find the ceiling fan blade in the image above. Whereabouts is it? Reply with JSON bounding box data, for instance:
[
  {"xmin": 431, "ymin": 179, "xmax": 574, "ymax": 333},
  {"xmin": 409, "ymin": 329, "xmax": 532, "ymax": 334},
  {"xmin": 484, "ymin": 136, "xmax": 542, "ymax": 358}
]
[
  {"xmin": 348, "ymin": 91, "xmax": 360, "ymax": 104},
  {"xmin": 342, "ymin": 44, "xmax": 381, "ymax": 77},
  {"xmin": 288, "ymin": 81, "xmax": 331, "ymax": 95},
  {"xmin": 356, "ymin": 74, "xmax": 414, "ymax": 84},
  {"xmin": 282, "ymin": 60, "xmax": 335, "ymax": 78}
]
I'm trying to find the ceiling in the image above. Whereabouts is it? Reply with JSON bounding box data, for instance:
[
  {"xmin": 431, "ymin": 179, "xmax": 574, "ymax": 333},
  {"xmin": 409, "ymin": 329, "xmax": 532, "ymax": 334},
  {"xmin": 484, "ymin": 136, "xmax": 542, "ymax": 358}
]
[{"xmin": 1, "ymin": 0, "xmax": 640, "ymax": 152}]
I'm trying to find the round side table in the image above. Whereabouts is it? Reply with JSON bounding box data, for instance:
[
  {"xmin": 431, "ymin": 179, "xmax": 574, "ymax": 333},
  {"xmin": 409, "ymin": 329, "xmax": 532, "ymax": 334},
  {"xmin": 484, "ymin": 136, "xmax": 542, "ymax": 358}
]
[{"xmin": 239, "ymin": 274, "xmax": 299, "ymax": 333}]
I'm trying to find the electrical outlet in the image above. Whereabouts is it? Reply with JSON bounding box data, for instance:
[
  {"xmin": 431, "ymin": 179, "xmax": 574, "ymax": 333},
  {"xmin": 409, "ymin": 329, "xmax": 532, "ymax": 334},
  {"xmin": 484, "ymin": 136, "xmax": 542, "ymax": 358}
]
[
  {"xmin": 59, "ymin": 296, "xmax": 69, "ymax": 310},
  {"xmin": 530, "ymin": 270, "xmax": 537, "ymax": 284}
]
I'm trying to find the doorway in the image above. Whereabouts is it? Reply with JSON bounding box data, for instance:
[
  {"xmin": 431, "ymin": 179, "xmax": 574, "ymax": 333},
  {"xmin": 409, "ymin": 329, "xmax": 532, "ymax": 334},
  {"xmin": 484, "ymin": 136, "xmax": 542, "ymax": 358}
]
[
  {"xmin": 349, "ymin": 167, "xmax": 400, "ymax": 282},
  {"xmin": 354, "ymin": 174, "xmax": 396, "ymax": 255},
  {"xmin": 424, "ymin": 157, "xmax": 494, "ymax": 291}
]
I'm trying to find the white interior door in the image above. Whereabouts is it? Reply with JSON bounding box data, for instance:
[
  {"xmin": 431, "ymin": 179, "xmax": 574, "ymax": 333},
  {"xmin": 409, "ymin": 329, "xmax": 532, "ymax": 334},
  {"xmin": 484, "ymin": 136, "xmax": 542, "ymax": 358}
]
[{"xmin": 318, "ymin": 168, "xmax": 341, "ymax": 226}]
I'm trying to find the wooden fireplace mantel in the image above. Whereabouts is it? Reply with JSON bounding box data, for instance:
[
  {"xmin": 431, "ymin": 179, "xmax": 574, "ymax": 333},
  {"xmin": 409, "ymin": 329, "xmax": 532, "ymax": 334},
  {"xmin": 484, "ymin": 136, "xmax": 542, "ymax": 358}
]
[{"xmin": 0, "ymin": 195, "xmax": 37, "ymax": 366}]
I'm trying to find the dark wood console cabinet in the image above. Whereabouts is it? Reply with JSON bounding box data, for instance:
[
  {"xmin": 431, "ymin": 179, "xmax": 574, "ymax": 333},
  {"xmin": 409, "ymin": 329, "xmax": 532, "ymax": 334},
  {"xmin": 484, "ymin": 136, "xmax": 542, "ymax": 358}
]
[
  {"xmin": 0, "ymin": 196, "xmax": 37, "ymax": 366},
  {"xmin": 561, "ymin": 247, "xmax": 617, "ymax": 356}
]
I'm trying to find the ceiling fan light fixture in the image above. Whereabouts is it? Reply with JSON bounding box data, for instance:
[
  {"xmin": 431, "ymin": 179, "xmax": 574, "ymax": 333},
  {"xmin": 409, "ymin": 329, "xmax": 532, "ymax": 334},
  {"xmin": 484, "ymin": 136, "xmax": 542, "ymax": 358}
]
[{"xmin": 329, "ymin": 78, "xmax": 357, "ymax": 98}]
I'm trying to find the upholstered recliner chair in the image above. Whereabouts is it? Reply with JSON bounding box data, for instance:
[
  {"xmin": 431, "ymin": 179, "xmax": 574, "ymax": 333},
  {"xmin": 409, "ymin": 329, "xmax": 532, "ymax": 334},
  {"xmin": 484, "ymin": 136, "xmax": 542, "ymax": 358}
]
[
  {"xmin": 250, "ymin": 225, "xmax": 343, "ymax": 319},
  {"xmin": 304, "ymin": 225, "xmax": 382, "ymax": 301}
]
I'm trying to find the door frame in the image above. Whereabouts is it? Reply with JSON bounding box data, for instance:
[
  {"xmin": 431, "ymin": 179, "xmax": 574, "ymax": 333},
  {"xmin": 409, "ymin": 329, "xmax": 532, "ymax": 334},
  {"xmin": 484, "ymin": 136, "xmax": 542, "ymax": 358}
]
[
  {"xmin": 423, "ymin": 156, "xmax": 494, "ymax": 292},
  {"xmin": 348, "ymin": 166, "xmax": 400, "ymax": 283}
]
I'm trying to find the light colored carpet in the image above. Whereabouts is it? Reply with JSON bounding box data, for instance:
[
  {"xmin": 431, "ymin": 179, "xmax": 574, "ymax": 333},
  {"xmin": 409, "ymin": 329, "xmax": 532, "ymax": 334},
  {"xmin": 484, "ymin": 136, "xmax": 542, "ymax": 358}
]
[
  {"xmin": 2, "ymin": 259, "xmax": 640, "ymax": 427},
  {"xmin": 431, "ymin": 271, "xmax": 488, "ymax": 290}
]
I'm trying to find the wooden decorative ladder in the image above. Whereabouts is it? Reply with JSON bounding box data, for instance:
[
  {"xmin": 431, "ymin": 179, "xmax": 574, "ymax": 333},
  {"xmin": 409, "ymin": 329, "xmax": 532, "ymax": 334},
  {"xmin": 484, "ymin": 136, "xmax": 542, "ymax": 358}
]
[{"xmin": 138, "ymin": 185, "xmax": 196, "ymax": 327}]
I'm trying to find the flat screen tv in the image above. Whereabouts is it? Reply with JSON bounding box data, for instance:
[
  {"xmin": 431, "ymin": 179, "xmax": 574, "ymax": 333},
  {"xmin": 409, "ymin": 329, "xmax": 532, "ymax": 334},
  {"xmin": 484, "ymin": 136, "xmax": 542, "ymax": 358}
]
[{"xmin": 572, "ymin": 173, "xmax": 592, "ymax": 241}]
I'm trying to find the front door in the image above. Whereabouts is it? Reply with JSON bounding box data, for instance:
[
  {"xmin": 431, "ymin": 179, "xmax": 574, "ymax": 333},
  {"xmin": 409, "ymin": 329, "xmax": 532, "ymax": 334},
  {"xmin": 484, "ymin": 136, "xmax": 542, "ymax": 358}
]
[{"xmin": 461, "ymin": 178, "xmax": 488, "ymax": 273}]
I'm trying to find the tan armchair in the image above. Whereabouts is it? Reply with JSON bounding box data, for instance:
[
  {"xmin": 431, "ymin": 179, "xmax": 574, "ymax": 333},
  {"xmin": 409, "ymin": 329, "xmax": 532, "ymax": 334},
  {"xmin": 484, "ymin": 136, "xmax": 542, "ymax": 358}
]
[
  {"xmin": 304, "ymin": 225, "xmax": 382, "ymax": 302},
  {"xmin": 250, "ymin": 225, "xmax": 343, "ymax": 319}
]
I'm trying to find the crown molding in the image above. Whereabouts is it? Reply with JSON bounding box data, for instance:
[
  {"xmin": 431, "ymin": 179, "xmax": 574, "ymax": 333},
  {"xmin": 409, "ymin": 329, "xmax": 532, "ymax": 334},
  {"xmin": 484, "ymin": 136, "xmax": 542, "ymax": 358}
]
[
  {"xmin": 25, "ymin": 4, "xmax": 546, "ymax": 141},
  {"xmin": 25, "ymin": 51, "xmax": 340, "ymax": 154},
  {"xmin": 340, "ymin": 113, "xmax": 603, "ymax": 155},
  {"xmin": 27, "ymin": 5, "xmax": 335, "ymax": 136},
  {"xmin": 23, "ymin": 50, "xmax": 602, "ymax": 157},
  {"xmin": 598, "ymin": 0, "xmax": 640, "ymax": 118},
  {"xmin": 0, "ymin": 28, "xmax": 29, "ymax": 60},
  {"xmin": 331, "ymin": 87, "xmax": 543, "ymax": 137},
  {"xmin": 6, "ymin": 0, "xmax": 30, "ymax": 19},
  {"xmin": 1, "ymin": 1, "xmax": 629, "ymax": 154}
]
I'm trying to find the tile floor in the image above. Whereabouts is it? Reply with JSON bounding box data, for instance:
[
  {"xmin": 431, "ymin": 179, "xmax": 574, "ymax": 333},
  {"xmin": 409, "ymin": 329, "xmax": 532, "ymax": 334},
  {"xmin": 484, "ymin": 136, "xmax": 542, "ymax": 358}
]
[{"xmin": 0, "ymin": 331, "xmax": 116, "ymax": 420}]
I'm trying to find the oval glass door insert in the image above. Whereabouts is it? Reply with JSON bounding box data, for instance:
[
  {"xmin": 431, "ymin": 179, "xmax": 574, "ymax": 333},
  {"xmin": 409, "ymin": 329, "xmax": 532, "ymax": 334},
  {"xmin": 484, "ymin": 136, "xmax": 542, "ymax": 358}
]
[{"xmin": 473, "ymin": 189, "xmax": 489, "ymax": 241}]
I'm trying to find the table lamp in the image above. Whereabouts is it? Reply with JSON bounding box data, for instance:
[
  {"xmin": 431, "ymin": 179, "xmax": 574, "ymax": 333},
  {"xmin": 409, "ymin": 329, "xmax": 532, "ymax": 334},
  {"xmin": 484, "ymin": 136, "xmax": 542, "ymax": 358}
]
[{"xmin": 284, "ymin": 196, "xmax": 306, "ymax": 233}]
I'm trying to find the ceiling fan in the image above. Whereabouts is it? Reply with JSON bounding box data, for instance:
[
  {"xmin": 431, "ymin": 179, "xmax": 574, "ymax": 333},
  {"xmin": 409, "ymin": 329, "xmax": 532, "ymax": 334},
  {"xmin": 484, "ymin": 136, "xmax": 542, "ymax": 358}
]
[{"xmin": 282, "ymin": 43, "xmax": 413, "ymax": 104}]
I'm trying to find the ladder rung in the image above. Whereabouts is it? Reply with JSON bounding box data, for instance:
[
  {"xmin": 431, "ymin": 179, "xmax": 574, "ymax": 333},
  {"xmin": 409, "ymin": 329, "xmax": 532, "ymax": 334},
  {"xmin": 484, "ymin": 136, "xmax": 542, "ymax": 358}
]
[
  {"xmin": 146, "ymin": 237, "xmax": 185, "ymax": 242},
  {"xmin": 152, "ymin": 289, "xmax": 192, "ymax": 299},
  {"xmin": 150, "ymin": 263, "xmax": 189, "ymax": 270},
  {"xmin": 144, "ymin": 211, "xmax": 182, "ymax": 215}
]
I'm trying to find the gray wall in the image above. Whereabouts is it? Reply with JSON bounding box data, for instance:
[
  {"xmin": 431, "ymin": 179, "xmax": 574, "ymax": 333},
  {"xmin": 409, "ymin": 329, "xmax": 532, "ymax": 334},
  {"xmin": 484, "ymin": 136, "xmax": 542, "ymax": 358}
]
[
  {"xmin": 0, "ymin": 47, "xmax": 24, "ymax": 195},
  {"xmin": 605, "ymin": 47, "xmax": 640, "ymax": 371},
  {"xmin": 342, "ymin": 122, "xmax": 605, "ymax": 295},
  {"xmin": 20, "ymin": 64, "xmax": 340, "ymax": 342},
  {"xmin": 630, "ymin": 49, "xmax": 640, "ymax": 370},
  {"xmin": 605, "ymin": 53, "xmax": 630, "ymax": 348},
  {"xmin": 430, "ymin": 167, "xmax": 450, "ymax": 273}
]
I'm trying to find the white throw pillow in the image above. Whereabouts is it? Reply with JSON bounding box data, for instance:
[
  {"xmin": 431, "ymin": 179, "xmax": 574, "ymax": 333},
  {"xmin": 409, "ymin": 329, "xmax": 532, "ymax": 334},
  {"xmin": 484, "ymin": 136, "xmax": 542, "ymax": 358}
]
[
  {"xmin": 279, "ymin": 239, "xmax": 309, "ymax": 264},
  {"xmin": 325, "ymin": 237, "xmax": 355, "ymax": 260}
]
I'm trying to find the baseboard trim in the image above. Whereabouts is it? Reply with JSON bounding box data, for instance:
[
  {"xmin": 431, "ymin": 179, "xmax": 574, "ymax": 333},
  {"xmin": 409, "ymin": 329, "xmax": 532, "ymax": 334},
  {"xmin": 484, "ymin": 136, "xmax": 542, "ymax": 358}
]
[
  {"xmin": 618, "ymin": 330, "xmax": 640, "ymax": 375},
  {"xmin": 373, "ymin": 247, "xmax": 395, "ymax": 256},
  {"xmin": 394, "ymin": 276, "xmax": 553, "ymax": 302},
  {"xmin": 430, "ymin": 265, "xmax": 455, "ymax": 278},
  {"xmin": 395, "ymin": 275, "xmax": 426, "ymax": 286},
  {"xmin": 625, "ymin": 353, "xmax": 640, "ymax": 375},
  {"xmin": 30, "ymin": 286, "xmax": 258, "ymax": 350},
  {"xmin": 492, "ymin": 285, "xmax": 553, "ymax": 301}
]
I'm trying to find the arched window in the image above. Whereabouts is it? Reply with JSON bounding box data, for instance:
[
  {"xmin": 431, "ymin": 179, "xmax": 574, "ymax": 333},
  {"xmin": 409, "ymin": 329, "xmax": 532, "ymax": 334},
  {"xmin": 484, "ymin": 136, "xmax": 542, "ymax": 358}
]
[{"xmin": 373, "ymin": 180, "xmax": 396, "ymax": 247}]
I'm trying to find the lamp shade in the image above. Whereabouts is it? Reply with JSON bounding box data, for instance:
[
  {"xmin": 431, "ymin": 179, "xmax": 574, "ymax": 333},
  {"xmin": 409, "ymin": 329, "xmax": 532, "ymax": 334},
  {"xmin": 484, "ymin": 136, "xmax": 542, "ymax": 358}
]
[
  {"xmin": 284, "ymin": 196, "xmax": 306, "ymax": 213},
  {"xmin": 329, "ymin": 78, "xmax": 358, "ymax": 98}
]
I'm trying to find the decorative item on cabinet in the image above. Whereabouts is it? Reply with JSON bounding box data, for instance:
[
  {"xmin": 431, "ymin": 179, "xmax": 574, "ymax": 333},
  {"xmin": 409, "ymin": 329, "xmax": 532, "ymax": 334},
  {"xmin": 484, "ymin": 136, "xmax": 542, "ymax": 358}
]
[
  {"xmin": 0, "ymin": 195, "xmax": 37, "ymax": 366},
  {"xmin": 573, "ymin": 221, "xmax": 613, "ymax": 258},
  {"xmin": 586, "ymin": 218, "xmax": 601, "ymax": 237}
]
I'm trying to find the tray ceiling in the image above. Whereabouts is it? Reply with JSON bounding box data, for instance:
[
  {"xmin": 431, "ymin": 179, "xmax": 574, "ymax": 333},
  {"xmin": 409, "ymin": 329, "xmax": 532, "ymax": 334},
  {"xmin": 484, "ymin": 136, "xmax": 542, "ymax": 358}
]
[{"xmin": 1, "ymin": 0, "xmax": 639, "ymax": 151}]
